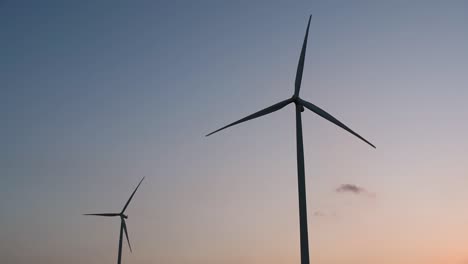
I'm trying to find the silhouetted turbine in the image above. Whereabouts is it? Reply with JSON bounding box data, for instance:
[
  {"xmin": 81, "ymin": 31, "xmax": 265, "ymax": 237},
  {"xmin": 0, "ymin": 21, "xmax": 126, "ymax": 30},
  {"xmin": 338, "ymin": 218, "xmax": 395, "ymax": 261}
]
[
  {"xmin": 84, "ymin": 177, "xmax": 145, "ymax": 264},
  {"xmin": 206, "ymin": 15, "xmax": 375, "ymax": 264}
]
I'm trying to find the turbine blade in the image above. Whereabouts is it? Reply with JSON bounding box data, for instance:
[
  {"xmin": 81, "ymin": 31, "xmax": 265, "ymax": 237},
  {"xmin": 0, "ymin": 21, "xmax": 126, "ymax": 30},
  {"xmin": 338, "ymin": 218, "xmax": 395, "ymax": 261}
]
[
  {"xmin": 294, "ymin": 15, "xmax": 312, "ymax": 97},
  {"xmin": 206, "ymin": 98, "xmax": 293, "ymax": 137},
  {"xmin": 121, "ymin": 177, "xmax": 145, "ymax": 214},
  {"xmin": 122, "ymin": 219, "xmax": 132, "ymax": 253},
  {"xmin": 299, "ymin": 98, "xmax": 375, "ymax": 148},
  {"xmin": 83, "ymin": 213, "xmax": 120, "ymax": 217}
]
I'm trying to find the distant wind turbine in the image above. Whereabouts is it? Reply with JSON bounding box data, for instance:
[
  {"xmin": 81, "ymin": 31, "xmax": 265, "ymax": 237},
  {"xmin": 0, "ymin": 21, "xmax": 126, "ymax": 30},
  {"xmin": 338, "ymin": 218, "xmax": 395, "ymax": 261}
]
[
  {"xmin": 84, "ymin": 177, "xmax": 145, "ymax": 264},
  {"xmin": 206, "ymin": 15, "xmax": 375, "ymax": 264}
]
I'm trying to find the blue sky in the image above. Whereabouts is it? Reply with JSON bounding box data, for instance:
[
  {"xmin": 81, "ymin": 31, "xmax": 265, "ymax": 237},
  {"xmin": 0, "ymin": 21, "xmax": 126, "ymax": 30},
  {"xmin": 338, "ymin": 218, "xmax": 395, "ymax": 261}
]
[{"xmin": 2, "ymin": 1, "xmax": 468, "ymax": 263}]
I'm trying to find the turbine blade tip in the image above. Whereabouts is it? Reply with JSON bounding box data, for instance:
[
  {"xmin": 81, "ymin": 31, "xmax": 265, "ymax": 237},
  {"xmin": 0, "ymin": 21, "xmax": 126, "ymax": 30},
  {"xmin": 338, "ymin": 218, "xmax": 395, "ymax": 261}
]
[{"xmin": 205, "ymin": 131, "xmax": 216, "ymax": 137}]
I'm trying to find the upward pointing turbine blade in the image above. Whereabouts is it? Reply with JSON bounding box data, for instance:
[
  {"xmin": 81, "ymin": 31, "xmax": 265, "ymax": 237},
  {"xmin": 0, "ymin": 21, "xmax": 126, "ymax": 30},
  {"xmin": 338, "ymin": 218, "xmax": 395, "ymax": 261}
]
[
  {"xmin": 205, "ymin": 98, "xmax": 293, "ymax": 137},
  {"xmin": 122, "ymin": 219, "xmax": 132, "ymax": 252},
  {"xmin": 121, "ymin": 177, "xmax": 145, "ymax": 214},
  {"xmin": 83, "ymin": 213, "xmax": 120, "ymax": 217},
  {"xmin": 294, "ymin": 15, "xmax": 312, "ymax": 97},
  {"xmin": 299, "ymin": 98, "xmax": 375, "ymax": 148}
]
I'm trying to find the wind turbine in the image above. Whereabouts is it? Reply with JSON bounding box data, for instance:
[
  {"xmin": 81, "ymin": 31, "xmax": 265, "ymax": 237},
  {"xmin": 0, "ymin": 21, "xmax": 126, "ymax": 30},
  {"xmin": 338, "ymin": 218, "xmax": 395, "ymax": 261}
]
[
  {"xmin": 206, "ymin": 15, "xmax": 375, "ymax": 264},
  {"xmin": 84, "ymin": 177, "xmax": 145, "ymax": 264}
]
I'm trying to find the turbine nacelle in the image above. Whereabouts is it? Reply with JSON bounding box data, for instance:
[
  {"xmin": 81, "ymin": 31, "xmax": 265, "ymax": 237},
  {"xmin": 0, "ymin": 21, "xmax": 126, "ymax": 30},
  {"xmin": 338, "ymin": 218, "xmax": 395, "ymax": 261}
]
[
  {"xmin": 298, "ymin": 104, "xmax": 305, "ymax": 112},
  {"xmin": 121, "ymin": 214, "xmax": 128, "ymax": 219}
]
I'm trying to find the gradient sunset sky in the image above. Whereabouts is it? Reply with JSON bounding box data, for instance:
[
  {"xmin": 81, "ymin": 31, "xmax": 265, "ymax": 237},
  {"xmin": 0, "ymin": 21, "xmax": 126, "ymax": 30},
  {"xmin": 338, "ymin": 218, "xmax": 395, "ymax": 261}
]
[{"xmin": 2, "ymin": 1, "xmax": 468, "ymax": 264}]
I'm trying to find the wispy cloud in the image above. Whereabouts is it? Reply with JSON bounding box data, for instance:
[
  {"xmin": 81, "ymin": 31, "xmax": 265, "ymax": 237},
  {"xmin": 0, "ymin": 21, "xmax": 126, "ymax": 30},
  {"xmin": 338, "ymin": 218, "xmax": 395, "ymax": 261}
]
[
  {"xmin": 313, "ymin": 211, "xmax": 326, "ymax": 217},
  {"xmin": 313, "ymin": 211, "xmax": 338, "ymax": 217},
  {"xmin": 335, "ymin": 184, "xmax": 375, "ymax": 198}
]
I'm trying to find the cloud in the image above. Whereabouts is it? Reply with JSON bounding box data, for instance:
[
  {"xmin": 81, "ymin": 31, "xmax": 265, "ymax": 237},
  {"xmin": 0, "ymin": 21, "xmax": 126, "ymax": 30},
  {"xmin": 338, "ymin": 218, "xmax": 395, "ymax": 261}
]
[
  {"xmin": 335, "ymin": 184, "xmax": 375, "ymax": 198},
  {"xmin": 313, "ymin": 211, "xmax": 338, "ymax": 217},
  {"xmin": 313, "ymin": 211, "xmax": 325, "ymax": 217},
  {"xmin": 336, "ymin": 184, "xmax": 365, "ymax": 194}
]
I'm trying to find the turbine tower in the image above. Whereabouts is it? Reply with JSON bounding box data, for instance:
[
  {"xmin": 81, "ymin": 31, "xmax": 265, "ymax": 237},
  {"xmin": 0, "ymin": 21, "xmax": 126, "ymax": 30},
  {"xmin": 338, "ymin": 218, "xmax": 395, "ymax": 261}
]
[
  {"xmin": 206, "ymin": 15, "xmax": 375, "ymax": 264},
  {"xmin": 84, "ymin": 177, "xmax": 145, "ymax": 264}
]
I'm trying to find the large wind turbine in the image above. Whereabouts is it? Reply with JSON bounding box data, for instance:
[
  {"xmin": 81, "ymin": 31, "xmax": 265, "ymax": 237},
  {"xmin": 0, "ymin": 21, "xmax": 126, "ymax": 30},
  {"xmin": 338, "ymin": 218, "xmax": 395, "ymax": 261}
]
[
  {"xmin": 84, "ymin": 177, "xmax": 145, "ymax": 264},
  {"xmin": 206, "ymin": 15, "xmax": 375, "ymax": 264}
]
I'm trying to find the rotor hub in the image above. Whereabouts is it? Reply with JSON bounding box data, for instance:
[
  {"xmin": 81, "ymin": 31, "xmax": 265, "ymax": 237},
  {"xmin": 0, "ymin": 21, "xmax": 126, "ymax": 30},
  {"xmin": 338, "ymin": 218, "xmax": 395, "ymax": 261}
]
[{"xmin": 293, "ymin": 98, "xmax": 304, "ymax": 112}]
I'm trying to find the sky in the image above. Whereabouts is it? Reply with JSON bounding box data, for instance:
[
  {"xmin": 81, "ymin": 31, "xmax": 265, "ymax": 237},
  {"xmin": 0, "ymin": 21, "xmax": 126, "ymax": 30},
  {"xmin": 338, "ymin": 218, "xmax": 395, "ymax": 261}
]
[{"xmin": 2, "ymin": 1, "xmax": 468, "ymax": 263}]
